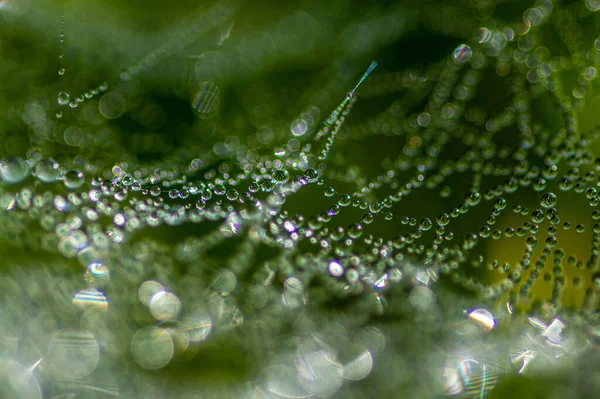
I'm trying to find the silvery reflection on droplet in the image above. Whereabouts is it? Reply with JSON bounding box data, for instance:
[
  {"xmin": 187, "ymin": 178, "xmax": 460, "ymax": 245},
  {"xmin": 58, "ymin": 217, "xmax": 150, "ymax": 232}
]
[
  {"xmin": 509, "ymin": 349, "xmax": 535, "ymax": 374},
  {"xmin": 388, "ymin": 267, "xmax": 403, "ymax": 282},
  {"xmin": 0, "ymin": 192, "xmax": 15, "ymax": 211},
  {"xmin": 373, "ymin": 273, "xmax": 388, "ymax": 289},
  {"xmin": 0, "ymin": 157, "xmax": 30, "ymax": 184},
  {"xmin": 282, "ymin": 277, "xmax": 306, "ymax": 309},
  {"xmin": 63, "ymin": 169, "xmax": 84, "ymax": 189},
  {"xmin": 35, "ymin": 158, "xmax": 61, "ymax": 183},
  {"xmin": 353, "ymin": 326, "xmax": 385, "ymax": 356},
  {"xmin": 130, "ymin": 326, "xmax": 175, "ymax": 370},
  {"xmin": 180, "ymin": 305, "xmax": 212, "ymax": 343},
  {"xmin": 149, "ymin": 291, "xmax": 182, "ymax": 321},
  {"xmin": 453, "ymin": 44, "xmax": 472, "ymax": 64},
  {"xmin": 328, "ymin": 260, "xmax": 344, "ymax": 277},
  {"xmin": 296, "ymin": 350, "xmax": 343, "ymax": 397},
  {"xmin": 468, "ymin": 309, "xmax": 496, "ymax": 331},
  {"xmin": 541, "ymin": 318, "xmax": 565, "ymax": 346},
  {"xmin": 57, "ymin": 91, "xmax": 70, "ymax": 106},
  {"xmin": 0, "ymin": 359, "xmax": 43, "ymax": 399},
  {"xmin": 72, "ymin": 288, "xmax": 108, "ymax": 310},
  {"xmin": 290, "ymin": 119, "xmax": 308, "ymax": 137},
  {"xmin": 138, "ymin": 280, "xmax": 165, "ymax": 307},
  {"xmin": 47, "ymin": 329, "xmax": 100, "ymax": 379},
  {"xmin": 342, "ymin": 349, "xmax": 373, "ymax": 381},
  {"xmin": 412, "ymin": 267, "xmax": 437, "ymax": 286}
]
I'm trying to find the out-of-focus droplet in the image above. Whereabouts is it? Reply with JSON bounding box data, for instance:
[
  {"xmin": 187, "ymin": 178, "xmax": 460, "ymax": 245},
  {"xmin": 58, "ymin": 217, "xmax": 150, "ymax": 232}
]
[
  {"xmin": 453, "ymin": 44, "xmax": 472, "ymax": 63},
  {"xmin": 180, "ymin": 306, "xmax": 212, "ymax": 343},
  {"xmin": 0, "ymin": 157, "xmax": 29, "ymax": 184},
  {"xmin": 63, "ymin": 169, "xmax": 84, "ymax": 189},
  {"xmin": 139, "ymin": 280, "xmax": 165, "ymax": 306},
  {"xmin": 468, "ymin": 309, "xmax": 496, "ymax": 331},
  {"xmin": 72, "ymin": 288, "xmax": 109, "ymax": 310},
  {"xmin": 342, "ymin": 350, "xmax": 373, "ymax": 381},
  {"xmin": 296, "ymin": 350, "xmax": 343, "ymax": 397},
  {"xmin": 211, "ymin": 269, "xmax": 237, "ymax": 294},
  {"xmin": 282, "ymin": 277, "xmax": 306, "ymax": 309},
  {"xmin": 35, "ymin": 158, "xmax": 60, "ymax": 183},
  {"xmin": 328, "ymin": 260, "xmax": 344, "ymax": 277},
  {"xmin": 47, "ymin": 329, "xmax": 100, "ymax": 379},
  {"xmin": 130, "ymin": 326, "xmax": 175, "ymax": 370},
  {"xmin": 99, "ymin": 92, "xmax": 126, "ymax": 119},
  {"xmin": 192, "ymin": 81, "xmax": 220, "ymax": 118},
  {"xmin": 149, "ymin": 291, "xmax": 181, "ymax": 321},
  {"xmin": 353, "ymin": 326, "xmax": 385, "ymax": 356},
  {"xmin": 84, "ymin": 262, "xmax": 110, "ymax": 288},
  {"xmin": 57, "ymin": 92, "xmax": 70, "ymax": 106}
]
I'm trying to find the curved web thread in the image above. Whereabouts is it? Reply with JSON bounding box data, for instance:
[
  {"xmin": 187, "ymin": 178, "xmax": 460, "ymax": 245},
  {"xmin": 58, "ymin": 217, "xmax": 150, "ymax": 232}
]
[{"xmin": 313, "ymin": 61, "xmax": 378, "ymax": 162}]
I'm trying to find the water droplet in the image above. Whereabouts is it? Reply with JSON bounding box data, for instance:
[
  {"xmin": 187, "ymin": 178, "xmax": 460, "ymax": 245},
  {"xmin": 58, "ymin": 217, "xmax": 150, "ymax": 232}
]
[
  {"xmin": 35, "ymin": 158, "xmax": 61, "ymax": 183},
  {"xmin": 541, "ymin": 192, "xmax": 557, "ymax": 208},
  {"xmin": 453, "ymin": 44, "xmax": 472, "ymax": 63},
  {"xmin": 64, "ymin": 170, "xmax": 84, "ymax": 189},
  {"xmin": 0, "ymin": 157, "xmax": 29, "ymax": 184},
  {"xmin": 192, "ymin": 81, "xmax": 220, "ymax": 118},
  {"xmin": 57, "ymin": 92, "xmax": 70, "ymax": 106}
]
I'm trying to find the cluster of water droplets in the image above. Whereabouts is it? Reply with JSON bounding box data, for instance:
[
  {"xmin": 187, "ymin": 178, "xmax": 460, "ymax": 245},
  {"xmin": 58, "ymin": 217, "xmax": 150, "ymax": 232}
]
[{"xmin": 2, "ymin": 0, "xmax": 600, "ymax": 397}]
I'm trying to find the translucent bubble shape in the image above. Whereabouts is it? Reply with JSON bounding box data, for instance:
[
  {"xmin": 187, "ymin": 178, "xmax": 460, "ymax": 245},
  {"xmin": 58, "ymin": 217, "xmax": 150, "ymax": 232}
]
[
  {"xmin": 84, "ymin": 262, "xmax": 110, "ymax": 288},
  {"xmin": 130, "ymin": 326, "xmax": 175, "ymax": 370},
  {"xmin": 586, "ymin": 0, "xmax": 600, "ymax": 12},
  {"xmin": 353, "ymin": 326, "xmax": 386, "ymax": 356},
  {"xmin": 453, "ymin": 44, "xmax": 472, "ymax": 63},
  {"xmin": 261, "ymin": 365, "xmax": 310, "ymax": 398},
  {"xmin": 63, "ymin": 169, "xmax": 84, "ymax": 189},
  {"xmin": 47, "ymin": 329, "xmax": 100, "ymax": 379},
  {"xmin": 211, "ymin": 268, "xmax": 236, "ymax": 294},
  {"xmin": 342, "ymin": 349, "xmax": 373, "ymax": 381},
  {"xmin": 57, "ymin": 91, "xmax": 70, "ymax": 106},
  {"xmin": 99, "ymin": 92, "xmax": 126, "ymax": 119},
  {"xmin": 180, "ymin": 305, "xmax": 212, "ymax": 343},
  {"xmin": 296, "ymin": 350, "xmax": 343, "ymax": 397},
  {"xmin": 72, "ymin": 288, "xmax": 109, "ymax": 310},
  {"xmin": 0, "ymin": 157, "xmax": 29, "ymax": 184},
  {"xmin": 139, "ymin": 280, "xmax": 165, "ymax": 306},
  {"xmin": 468, "ymin": 309, "xmax": 496, "ymax": 331},
  {"xmin": 149, "ymin": 291, "xmax": 182, "ymax": 321},
  {"xmin": 192, "ymin": 81, "xmax": 220, "ymax": 119},
  {"xmin": 282, "ymin": 277, "xmax": 306, "ymax": 309},
  {"xmin": 34, "ymin": 158, "xmax": 60, "ymax": 183}
]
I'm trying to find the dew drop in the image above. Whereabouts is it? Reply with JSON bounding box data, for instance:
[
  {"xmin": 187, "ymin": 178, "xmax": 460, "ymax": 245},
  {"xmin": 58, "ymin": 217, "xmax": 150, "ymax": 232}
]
[
  {"xmin": 64, "ymin": 170, "xmax": 84, "ymax": 189},
  {"xmin": 453, "ymin": 44, "xmax": 472, "ymax": 63},
  {"xmin": 57, "ymin": 92, "xmax": 70, "ymax": 106},
  {"xmin": 0, "ymin": 157, "xmax": 29, "ymax": 184}
]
